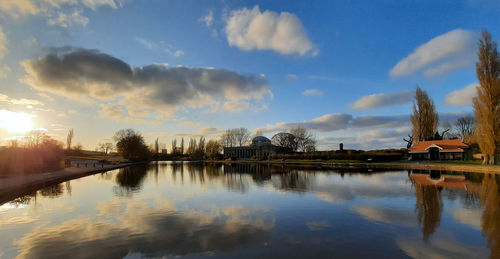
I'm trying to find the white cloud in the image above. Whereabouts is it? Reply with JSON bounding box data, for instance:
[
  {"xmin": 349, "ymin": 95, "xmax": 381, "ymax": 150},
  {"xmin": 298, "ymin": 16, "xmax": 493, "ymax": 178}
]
[
  {"xmin": 451, "ymin": 208, "xmax": 482, "ymax": 230},
  {"xmin": 445, "ymin": 83, "xmax": 478, "ymax": 106},
  {"xmin": 0, "ymin": 64, "xmax": 10, "ymax": 78},
  {"xmin": 0, "ymin": 25, "xmax": 6, "ymax": 59},
  {"xmin": 0, "ymin": 0, "xmax": 39, "ymax": 18},
  {"xmin": 196, "ymin": 127, "xmax": 220, "ymax": 136},
  {"xmin": 225, "ymin": 5, "xmax": 315, "ymax": 56},
  {"xmin": 255, "ymin": 113, "xmax": 353, "ymax": 133},
  {"xmin": 0, "ymin": 0, "xmax": 121, "ymax": 30},
  {"xmin": 135, "ymin": 37, "xmax": 185, "ymax": 57},
  {"xmin": 0, "ymin": 93, "xmax": 43, "ymax": 106},
  {"xmin": 316, "ymin": 127, "xmax": 409, "ymax": 150},
  {"xmin": 79, "ymin": 0, "xmax": 118, "ymax": 10},
  {"xmin": 390, "ymin": 29, "xmax": 477, "ymax": 77},
  {"xmin": 47, "ymin": 10, "xmax": 89, "ymax": 28},
  {"xmin": 302, "ymin": 89, "xmax": 324, "ymax": 96},
  {"xmin": 22, "ymin": 47, "xmax": 272, "ymax": 122},
  {"xmin": 255, "ymin": 113, "xmax": 411, "ymax": 135},
  {"xmin": 98, "ymin": 104, "xmax": 124, "ymax": 121},
  {"xmin": 199, "ymin": 9, "xmax": 214, "ymax": 27},
  {"xmin": 352, "ymin": 90, "xmax": 414, "ymax": 110},
  {"xmin": 355, "ymin": 206, "xmax": 417, "ymax": 226}
]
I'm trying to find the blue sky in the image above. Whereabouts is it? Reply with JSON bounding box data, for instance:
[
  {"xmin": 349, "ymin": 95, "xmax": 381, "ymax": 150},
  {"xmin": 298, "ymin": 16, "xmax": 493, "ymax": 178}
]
[{"xmin": 0, "ymin": 0, "xmax": 499, "ymax": 150}]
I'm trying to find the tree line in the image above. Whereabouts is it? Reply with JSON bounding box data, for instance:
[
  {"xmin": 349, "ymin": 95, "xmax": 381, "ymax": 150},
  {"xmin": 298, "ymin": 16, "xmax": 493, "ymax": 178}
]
[{"xmin": 408, "ymin": 30, "xmax": 499, "ymax": 165}]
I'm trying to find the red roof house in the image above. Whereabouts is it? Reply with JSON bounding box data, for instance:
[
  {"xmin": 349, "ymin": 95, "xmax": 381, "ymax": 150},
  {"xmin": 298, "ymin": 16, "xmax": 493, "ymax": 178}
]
[{"xmin": 409, "ymin": 139, "xmax": 470, "ymax": 160}]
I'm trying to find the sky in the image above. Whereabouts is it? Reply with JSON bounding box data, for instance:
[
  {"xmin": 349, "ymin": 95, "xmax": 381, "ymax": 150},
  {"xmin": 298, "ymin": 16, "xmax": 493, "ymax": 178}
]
[{"xmin": 0, "ymin": 0, "xmax": 499, "ymax": 150}]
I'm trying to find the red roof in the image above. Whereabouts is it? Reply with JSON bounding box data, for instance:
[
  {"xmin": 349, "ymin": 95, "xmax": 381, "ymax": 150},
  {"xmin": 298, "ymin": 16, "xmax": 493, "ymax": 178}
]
[
  {"xmin": 409, "ymin": 139, "xmax": 469, "ymax": 153},
  {"xmin": 409, "ymin": 173, "xmax": 469, "ymax": 189}
]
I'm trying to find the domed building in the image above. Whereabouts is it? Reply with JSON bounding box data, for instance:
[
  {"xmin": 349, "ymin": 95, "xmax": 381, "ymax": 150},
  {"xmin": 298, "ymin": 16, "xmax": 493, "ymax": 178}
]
[
  {"xmin": 250, "ymin": 136, "xmax": 272, "ymax": 146},
  {"xmin": 224, "ymin": 135, "xmax": 289, "ymax": 160}
]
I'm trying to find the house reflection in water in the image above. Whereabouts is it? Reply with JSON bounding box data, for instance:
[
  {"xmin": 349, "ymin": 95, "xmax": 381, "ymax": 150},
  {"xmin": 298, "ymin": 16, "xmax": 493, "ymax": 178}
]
[{"xmin": 409, "ymin": 169, "xmax": 500, "ymax": 257}]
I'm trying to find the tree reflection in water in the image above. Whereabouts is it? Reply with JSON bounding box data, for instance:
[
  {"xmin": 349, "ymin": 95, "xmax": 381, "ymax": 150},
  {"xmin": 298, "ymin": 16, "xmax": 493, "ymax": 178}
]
[
  {"xmin": 480, "ymin": 174, "xmax": 500, "ymax": 258},
  {"xmin": 39, "ymin": 184, "xmax": 65, "ymax": 198},
  {"xmin": 414, "ymin": 184, "xmax": 443, "ymax": 242},
  {"xmin": 113, "ymin": 164, "xmax": 149, "ymax": 196}
]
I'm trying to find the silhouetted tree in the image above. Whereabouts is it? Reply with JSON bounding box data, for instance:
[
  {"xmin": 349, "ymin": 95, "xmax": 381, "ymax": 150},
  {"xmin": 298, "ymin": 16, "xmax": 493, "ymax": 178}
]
[
  {"xmin": 290, "ymin": 126, "xmax": 316, "ymax": 152},
  {"xmin": 272, "ymin": 132, "xmax": 297, "ymax": 150},
  {"xmin": 234, "ymin": 128, "xmax": 251, "ymax": 147},
  {"xmin": 172, "ymin": 138, "xmax": 177, "ymax": 155},
  {"xmin": 154, "ymin": 137, "xmax": 159, "ymax": 156},
  {"xmin": 98, "ymin": 142, "xmax": 113, "ymax": 156},
  {"xmin": 455, "ymin": 116, "xmax": 475, "ymax": 139},
  {"xmin": 66, "ymin": 128, "xmax": 74, "ymax": 150},
  {"xmin": 220, "ymin": 129, "xmax": 235, "ymax": 147},
  {"xmin": 205, "ymin": 140, "xmax": 222, "ymax": 160},
  {"xmin": 114, "ymin": 129, "xmax": 150, "ymax": 161},
  {"xmin": 473, "ymin": 31, "xmax": 500, "ymax": 165},
  {"xmin": 180, "ymin": 137, "xmax": 185, "ymax": 155},
  {"xmin": 403, "ymin": 134, "xmax": 414, "ymax": 149}
]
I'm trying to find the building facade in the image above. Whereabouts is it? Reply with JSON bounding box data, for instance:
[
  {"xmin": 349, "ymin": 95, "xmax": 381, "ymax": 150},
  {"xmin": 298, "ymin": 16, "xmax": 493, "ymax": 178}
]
[
  {"xmin": 408, "ymin": 139, "xmax": 471, "ymax": 160},
  {"xmin": 223, "ymin": 136, "xmax": 290, "ymax": 160}
]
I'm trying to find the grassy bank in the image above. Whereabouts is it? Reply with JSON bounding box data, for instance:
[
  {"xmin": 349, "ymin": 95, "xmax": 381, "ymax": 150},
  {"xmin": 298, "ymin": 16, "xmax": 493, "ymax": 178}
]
[{"xmin": 0, "ymin": 162, "xmax": 142, "ymax": 205}]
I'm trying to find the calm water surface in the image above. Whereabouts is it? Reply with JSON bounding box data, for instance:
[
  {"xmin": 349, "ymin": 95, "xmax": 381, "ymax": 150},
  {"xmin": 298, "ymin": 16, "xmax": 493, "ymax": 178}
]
[{"xmin": 0, "ymin": 162, "xmax": 499, "ymax": 258}]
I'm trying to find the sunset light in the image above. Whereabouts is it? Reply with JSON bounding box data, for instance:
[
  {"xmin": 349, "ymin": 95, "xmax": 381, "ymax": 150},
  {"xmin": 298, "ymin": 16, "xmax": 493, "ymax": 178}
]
[
  {"xmin": 0, "ymin": 110, "xmax": 35, "ymax": 133},
  {"xmin": 0, "ymin": 1, "xmax": 499, "ymax": 258}
]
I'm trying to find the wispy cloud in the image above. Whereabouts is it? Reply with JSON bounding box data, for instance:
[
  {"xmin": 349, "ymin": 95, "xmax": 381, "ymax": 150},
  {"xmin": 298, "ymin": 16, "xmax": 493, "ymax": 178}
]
[
  {"xmin": 225, "ymin": 5, "xmax": 316, "ymax": 56},
  {"xmin": 302, "ymin": 89, "xmax": 324, "ymax": 96},
  {"xmin": 445, "ymin": 83, "xmax": 478, "ymax": 106},
  {"xmin": 135, "ymin": 37, "xmax": 184, "ymax": 57},
  {"xmin": 0, "ymin": 92, "xmax": 43, "ymax": 106},
  {"xmin": 390, "ymin": 29, "xmax": 477, "ymax": 77},
  {"xmin": 47, "ymin": 10, "xmax": 89, "ymax": 28},
  {"xmin": 199, "ymin": 9, "xmax": 214, "ymax": 27},
  {"xmin": 352, "ymin": 90, "xmax": 414, "ymax": 110},
  {"xmin": 0, "ymin": 25, "xmax": 6, "ymax": 59}
]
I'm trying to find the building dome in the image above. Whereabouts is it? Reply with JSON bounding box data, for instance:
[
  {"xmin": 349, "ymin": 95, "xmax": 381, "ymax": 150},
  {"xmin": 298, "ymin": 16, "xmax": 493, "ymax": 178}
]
[{"xmin": 250, "ymin": 136, "xmax": 271, "ymax": 146}]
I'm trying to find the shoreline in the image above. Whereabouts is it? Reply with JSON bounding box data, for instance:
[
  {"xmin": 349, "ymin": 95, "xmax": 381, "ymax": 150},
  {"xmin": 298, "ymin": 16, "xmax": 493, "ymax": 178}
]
[
  {"xmin": 210, "ymin": 160, "xmax": 500, "ymax": 174},
  {"xmin": 0, "ymin": 162, "xmax": 142, "ymax": 206},
  {"xmin": 2, "ymin": 160, "xmax": 499, "ymax": 206}
]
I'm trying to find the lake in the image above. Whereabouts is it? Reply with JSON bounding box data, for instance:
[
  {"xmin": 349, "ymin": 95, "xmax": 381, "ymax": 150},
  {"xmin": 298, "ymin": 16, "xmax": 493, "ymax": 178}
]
[{"xmin": 0, "ymin": 162, "xmax": 498, "ymax": 258}]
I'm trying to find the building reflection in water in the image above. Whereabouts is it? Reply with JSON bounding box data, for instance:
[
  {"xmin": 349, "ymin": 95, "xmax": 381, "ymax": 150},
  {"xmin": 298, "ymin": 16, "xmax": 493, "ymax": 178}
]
[
  {"xmin": 409, "ymin": 169, "xmax": 500, "ymax": 258},
  {"xmin": 3, "ymin": 163, "xmax": 500, "ymax": 258}
]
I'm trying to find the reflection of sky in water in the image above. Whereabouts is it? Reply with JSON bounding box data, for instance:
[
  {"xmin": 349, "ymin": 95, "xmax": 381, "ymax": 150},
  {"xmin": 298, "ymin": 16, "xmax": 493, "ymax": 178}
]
[{"xmin": 0, "ymin": 162, "xmax": 497, "ymax": 258}]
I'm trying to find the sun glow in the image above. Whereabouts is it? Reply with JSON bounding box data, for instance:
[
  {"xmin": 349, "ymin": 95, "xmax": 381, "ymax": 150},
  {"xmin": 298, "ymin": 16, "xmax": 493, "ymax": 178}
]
[{"xmin": 0, "ymin": 109, "xmax": 35, "ymax": 133}]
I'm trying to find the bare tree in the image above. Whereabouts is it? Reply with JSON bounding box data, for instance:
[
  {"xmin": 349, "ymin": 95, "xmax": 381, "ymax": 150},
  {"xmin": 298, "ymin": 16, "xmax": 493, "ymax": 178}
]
[
  {"xmin": 154, "ymin": 137, "xmax": 159, "ymax": 155},
  {"xmin": 24, "ymin": 130, "xmax": 49, "ymax": 148},
  {"xmin": 180, "ymin": 137, "xmax": 185, "ymax": 155},
  {"xmin": 98, "ymin": 142, "xmax": 113, "ymax": 156},
  {"xmin": 234, "ymin": 128, "xmax": 251, "ymax": 147},
  {"xmin": 473, "ymin": 31, "xmax": 500, "ymax": 165},
  {"xmin": 66, "ymin": 128, "xmax": 74, "ymax": 150},
  {"xmin": 187, "ymin": 138, "xmax": 196, "ymax": 155},
  {"xmin": 290, "ymin": 126, "xmax": 316, "ymax": 152},
  {"xmin": 220, "ymin": 129, "xmax": 236, "ymax": 147},
  {"xmin": 171, "ymin": 139, "xmax": 177, "ymax": 155},
  {"xmin": 272, "ymin": 132, "xmax": 297, "ymax": 151},
  {"xmin": 403, "ymin": 134, "xmax": 414, "ymax": 149},
  {"xmin": 411, "ymin": 86, "xmax": 439, "ymax": 141},
  {"xmin": 455, "ymin": 116, "xmax": 475, "ymax": 139}
]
